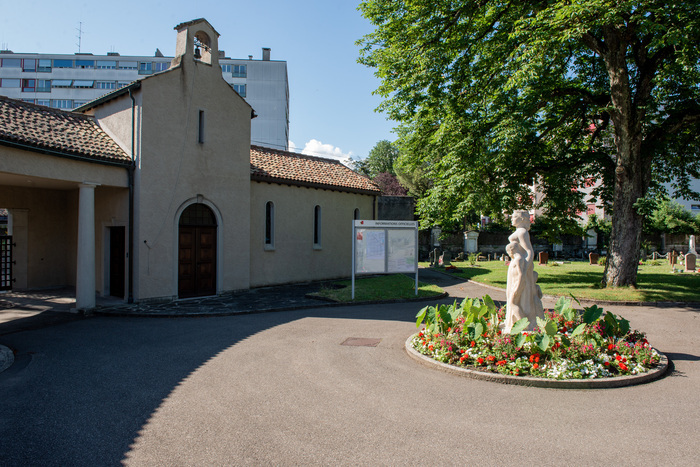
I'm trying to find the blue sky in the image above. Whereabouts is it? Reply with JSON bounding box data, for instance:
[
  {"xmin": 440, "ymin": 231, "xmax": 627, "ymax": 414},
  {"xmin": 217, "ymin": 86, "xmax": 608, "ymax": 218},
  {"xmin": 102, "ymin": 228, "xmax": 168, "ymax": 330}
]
[{"xmin": 0, "ymin": 0, "xmax": 395, "ymax": 161}]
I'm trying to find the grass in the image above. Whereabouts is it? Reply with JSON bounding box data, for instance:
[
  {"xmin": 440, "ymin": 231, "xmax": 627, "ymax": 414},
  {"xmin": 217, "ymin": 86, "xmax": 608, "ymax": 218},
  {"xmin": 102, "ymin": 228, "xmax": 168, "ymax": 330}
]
[
  {"xmin": 426, "ymin": 260, "xmax": 700, "ymax": 303},
  {"xmin": 309, "ymin": 274, "xmax": 444, "ymax": 302}
]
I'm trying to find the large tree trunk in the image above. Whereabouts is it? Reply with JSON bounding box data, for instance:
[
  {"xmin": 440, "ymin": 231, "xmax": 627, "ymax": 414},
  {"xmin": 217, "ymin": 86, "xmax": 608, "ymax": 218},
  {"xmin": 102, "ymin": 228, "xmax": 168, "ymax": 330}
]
[{"xmin": 600, "ymin": 27, "xmax": 650, "ymax": 287}]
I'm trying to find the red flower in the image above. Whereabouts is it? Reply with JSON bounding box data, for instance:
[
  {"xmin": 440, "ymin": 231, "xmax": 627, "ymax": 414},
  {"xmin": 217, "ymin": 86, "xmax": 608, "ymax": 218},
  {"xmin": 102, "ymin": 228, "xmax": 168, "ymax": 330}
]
[
  {"xmin": 496, "ymin": 360, "xmax": 506, "ymax": 366},
  {"xmin": 487, "ymin": 355, "xmax": 496, "ymax": 362},
  {"xmin": 604, "ymin": 362, "xmax": 610, "ymax": 366},
  {"xmin": 608, "ymin": 344, "xmax": 615, "ymax": 351},
  {"xmin": 470, "ymin": 340, "xmax": 476, "ymax": 347},
  {"xmin": 615, "ymin": 354, "xmax": 622, "ymax": 361},
  {"xmin": 533, "ymin": 363, "xmax": 539, "ymax": 369},
  {"xmin": 428, "ymin": 345, "xmax": 434, "ymax": 351},
  {"xmin": 620, "ymin": 363, "xmax": 628, "ymax": 371},
  {"xmin": 459, "ymin": 356, "xmax": 467, "ymax": 363},
  {"xmin": 477, "ymin": 357, "xmax": 485, "ymax": 365}
]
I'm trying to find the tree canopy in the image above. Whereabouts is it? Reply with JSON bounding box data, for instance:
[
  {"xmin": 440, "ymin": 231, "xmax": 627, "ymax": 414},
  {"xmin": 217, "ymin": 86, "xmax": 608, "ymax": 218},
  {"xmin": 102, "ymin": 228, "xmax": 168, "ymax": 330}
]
[
  {"xmin": 354, "ymin": 139, "xmax": 400, "ymax": 178},
  {"xmin": 358, "ymin": 0, "xmax": 700, "ymax": 286}
]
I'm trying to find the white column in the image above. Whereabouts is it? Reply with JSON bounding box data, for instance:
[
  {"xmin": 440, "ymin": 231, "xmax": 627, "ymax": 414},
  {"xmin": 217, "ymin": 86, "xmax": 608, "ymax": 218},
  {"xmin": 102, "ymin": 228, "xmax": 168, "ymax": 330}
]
[{"xmin": 76, "ymin": 183, "xmax": 98, "ymax": 310}]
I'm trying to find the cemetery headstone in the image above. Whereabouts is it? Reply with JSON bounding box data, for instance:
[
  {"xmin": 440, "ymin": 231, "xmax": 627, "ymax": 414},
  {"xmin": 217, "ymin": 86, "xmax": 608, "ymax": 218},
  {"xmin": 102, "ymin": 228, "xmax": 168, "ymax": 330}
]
[
  {"xmin": 589, "ymin": 252, "xmax": 599, "ymax": 265},
  {"xmin": 685, "ymin": 253, "xmax": 696, "ymax": 272},
  {"xmin": 539, "ymin": 251, "xmax": 548, "ymax": 265}
]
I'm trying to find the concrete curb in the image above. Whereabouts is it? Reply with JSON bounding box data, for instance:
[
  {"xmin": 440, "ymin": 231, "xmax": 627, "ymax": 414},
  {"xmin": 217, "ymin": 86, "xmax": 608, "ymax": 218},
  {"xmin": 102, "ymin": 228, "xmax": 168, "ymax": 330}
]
[
  {"xmin": 405, "ymin": 334, "xmax": 669, "ymax": 389},
  {"xmin": 93, "ymin": 292, "xmax": 450, "ymax": 318},
  {"xmin": 0, "ymin": 344, "xmax": 14, "ymax": 373}
]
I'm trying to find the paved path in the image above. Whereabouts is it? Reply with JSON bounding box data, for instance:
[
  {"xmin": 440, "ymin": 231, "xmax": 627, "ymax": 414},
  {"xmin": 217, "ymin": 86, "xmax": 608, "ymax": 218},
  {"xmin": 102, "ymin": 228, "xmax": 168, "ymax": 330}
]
[{"xmin": 1, "ymin": 272, "xmax": 699, "ymax": 465}]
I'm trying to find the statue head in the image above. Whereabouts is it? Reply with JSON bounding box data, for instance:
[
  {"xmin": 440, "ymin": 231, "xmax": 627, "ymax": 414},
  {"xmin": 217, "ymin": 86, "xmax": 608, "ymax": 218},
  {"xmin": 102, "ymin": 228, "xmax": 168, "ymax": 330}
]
[{"xmin": 511, "ymin": 210, "xmax": 531, "ymax": 229}]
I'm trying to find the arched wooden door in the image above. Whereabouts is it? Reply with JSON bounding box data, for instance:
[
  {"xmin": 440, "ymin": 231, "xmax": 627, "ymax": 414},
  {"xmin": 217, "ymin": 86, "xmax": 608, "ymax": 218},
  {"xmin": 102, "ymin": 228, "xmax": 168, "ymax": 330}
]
[{"xmin": 178, "ymin": 203, "xmax": 217, "ymax": 298}]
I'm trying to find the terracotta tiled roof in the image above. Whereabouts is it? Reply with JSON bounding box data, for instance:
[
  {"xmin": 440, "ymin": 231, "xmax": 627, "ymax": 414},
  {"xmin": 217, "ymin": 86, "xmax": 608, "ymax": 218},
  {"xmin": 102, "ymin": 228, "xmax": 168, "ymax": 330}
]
[
  {"xmin": 250, "ymin": 145, "xmax": 380, "ymax": 195},
  {"xmin": 0, "ymin": 96, "xmax": 131, "ymax": 165}
]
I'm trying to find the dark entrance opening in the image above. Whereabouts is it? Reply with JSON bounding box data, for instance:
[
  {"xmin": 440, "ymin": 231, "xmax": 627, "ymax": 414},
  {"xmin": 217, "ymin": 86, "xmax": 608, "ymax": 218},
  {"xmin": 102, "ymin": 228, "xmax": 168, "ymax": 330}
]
[
  {"xmin": 109, "ymin": 226, "xmax": 126, "ymax": 298},
  {"xmin": 178, "ymin": 203, "xmax": 217, "ymax": 298}
]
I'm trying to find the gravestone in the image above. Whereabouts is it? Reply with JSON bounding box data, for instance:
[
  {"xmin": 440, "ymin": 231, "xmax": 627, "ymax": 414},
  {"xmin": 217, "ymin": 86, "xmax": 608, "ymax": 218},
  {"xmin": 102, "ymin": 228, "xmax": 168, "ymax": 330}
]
[
  {"xmin": 589, "ymin": 253, "xmax": 599, "ymax": 265},
  {"xmin": 539, "ymin": 251, "xmax": 548, "ymax": 265},
  {"xmin": 685, "ymin": 253, "xmax": 696, "ymax": 272},
  {"xmin": 439, "ymin": 251, "xmax": 452, "ymax": 266},
  {"xmin": 670, "ymin": 251, "xmax": 678, "ymax": 266}
]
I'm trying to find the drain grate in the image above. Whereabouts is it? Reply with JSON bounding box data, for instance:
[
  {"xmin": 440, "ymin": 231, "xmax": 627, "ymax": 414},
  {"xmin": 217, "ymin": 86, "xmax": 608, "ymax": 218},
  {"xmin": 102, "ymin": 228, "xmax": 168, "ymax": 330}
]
[{"xmin": 341, "ymin": 337, "xmax": 382, "ymax": 347}]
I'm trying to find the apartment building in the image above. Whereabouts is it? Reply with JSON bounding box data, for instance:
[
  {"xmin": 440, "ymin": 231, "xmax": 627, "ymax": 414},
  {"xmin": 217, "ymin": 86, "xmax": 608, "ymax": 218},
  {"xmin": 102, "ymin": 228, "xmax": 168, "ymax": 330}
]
[{"xmin": 0, "ymin": 46, "xmax": 289, "ymax": 150}]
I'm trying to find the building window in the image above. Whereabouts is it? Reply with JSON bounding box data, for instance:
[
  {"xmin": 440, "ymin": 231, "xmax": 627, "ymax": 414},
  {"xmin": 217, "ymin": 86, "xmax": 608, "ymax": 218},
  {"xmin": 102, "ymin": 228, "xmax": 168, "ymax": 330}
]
[
  {"xmin": 587, "ymin": 204, "xmax": 596, "ymax": 215},
  {"xmin": 198, "ymin": 110, "xmax": 205, "ymax": 144},
  {"xmin": 1, "ymin": 58, "xmax": 20, "ymax": 67},
  {"xmin": 21, "ymin": 79, "xmax": 35, "ymax": 92},
  {"xmin": 354, "ymin": 208, "xmax": 360, "ymax": 220},
  {"xmin": 95, "ymin": 81, "xmax": 116, "ymax": 90},
  {"xmin": 232, "ymin": 64, "xmax": 247, "ymax": 77},
  {"xmin": 73, "ymin": 80, "xmax": 94, "ymax": 88},
  {"xmin": 118, "ymin": 61, "xmax": 137, "ymax": 70},
  {"xmin": 0, "ymin": 79, "xmax": 20, "ymax": 88},
  {"xmin": 154, "ymin": 62, "xmax": 169, "ymax": 72},
  {"xmin": 51, "ymin": 99, "xmax": 72, "ymax": 109},
  {"xmin": 22, "ymin": 59, "xmax": 36, "ymax": 72},
  {"xmin": 116, "ymin": 82, "xmax": 131, "ymax": 89},
  {"xmin": 51, "ymin": 79, "xmax": 72, "ymax": 88},
  {"xmin": 52, "ymin": 59, "xmax": 73, "ymax": 68},
  {"xmin": 265, "ymin": 201, "xmax": 275, "ymax": 249},
  {"xmin": 36, "ymin": 80, "xmax": 51, "ymax": 92},
  {"xmin": 96, "ymin": 60, "xmax": 117, "ymax": 69},
  {"xmin": 313, "ymin": 205, "xmax": 322, "ymax": 247},
  {"xmin": 138, "ymin": 62, "xmax": 153, "ymax": 75},
  {"xmin": 220, "ymin": 64, "xmax": 231, "ymax": 73},
  {"xmin": 36, "ymin": 99, "xmax": 50, "ymax": 106},
  {"xmin": 75, "ymin": 59, "xmax": 94, "ymax": 69},
  {"xmin": 72, "ymin": 101, "xmax": 88, "ymax": 108},
  {"xmin": 37, "ymin": 59, "xmax": 51, "ymax": 72},
  {"xmin": 233, "ymin": 84, "xmax": 246, "ymax": 97},
  {"xmin": 691, "ymin": 205, "xmax": 700, "ymax": 212}
]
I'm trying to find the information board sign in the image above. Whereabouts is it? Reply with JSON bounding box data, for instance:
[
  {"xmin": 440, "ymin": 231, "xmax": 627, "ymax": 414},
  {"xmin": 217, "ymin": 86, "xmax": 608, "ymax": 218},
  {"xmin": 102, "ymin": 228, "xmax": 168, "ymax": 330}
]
[{"xmin": 352, "ymin": 220, "xmax": 418, "ymax": 298}]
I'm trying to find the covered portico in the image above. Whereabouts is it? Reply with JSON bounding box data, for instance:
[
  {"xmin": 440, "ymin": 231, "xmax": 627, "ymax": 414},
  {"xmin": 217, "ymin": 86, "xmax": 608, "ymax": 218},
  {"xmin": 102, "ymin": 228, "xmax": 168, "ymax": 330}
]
[{"xmin": 0, "ymin": 97, "xmax": 132, "ymax": 310}]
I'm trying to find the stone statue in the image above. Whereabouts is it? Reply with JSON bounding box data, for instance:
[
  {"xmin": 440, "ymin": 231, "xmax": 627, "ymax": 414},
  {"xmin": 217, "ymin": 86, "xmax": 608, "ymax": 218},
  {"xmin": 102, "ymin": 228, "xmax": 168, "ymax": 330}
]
[
  {"xmin": 503, "ymin": 210, "xmax": 544, "ymax": 332},
  {"xmin": 689, "ymin": 235, "xmax": 697, "ymax": 256}
]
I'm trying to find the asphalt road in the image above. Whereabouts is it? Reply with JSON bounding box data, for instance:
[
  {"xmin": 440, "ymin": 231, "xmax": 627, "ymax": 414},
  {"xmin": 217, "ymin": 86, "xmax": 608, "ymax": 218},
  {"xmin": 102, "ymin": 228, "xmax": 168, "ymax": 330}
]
[{"xmin": 1, "ymin": 279, "xmax": 699, "ymax": 466}]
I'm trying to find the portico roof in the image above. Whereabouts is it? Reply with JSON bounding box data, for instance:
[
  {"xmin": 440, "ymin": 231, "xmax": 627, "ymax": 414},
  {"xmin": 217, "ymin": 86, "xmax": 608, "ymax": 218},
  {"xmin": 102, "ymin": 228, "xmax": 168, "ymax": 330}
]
[{"xmin": 0, "ymin": 96, "xmax": 131, "ymax": 166}]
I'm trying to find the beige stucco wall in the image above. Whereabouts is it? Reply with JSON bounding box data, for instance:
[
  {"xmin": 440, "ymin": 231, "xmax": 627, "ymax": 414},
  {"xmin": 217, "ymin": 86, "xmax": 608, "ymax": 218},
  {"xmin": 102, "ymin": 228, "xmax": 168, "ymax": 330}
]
[
  {"xmin": 250, "ymin": 181, "xmax": 376, "ymax": 287},
  {"xmin": 0, "ymin": 144, "xmax": 130, "ymax": 292},
  {"xmin": 98, "ymin": 55, "xmax": 252, "ymax": 301}
]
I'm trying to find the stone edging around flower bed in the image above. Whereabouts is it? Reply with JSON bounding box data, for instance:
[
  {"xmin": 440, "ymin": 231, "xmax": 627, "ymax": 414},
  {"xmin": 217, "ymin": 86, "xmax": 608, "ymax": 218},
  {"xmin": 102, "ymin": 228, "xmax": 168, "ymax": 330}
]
[{"xmin": 404, "ymin": 334, "xmax": 669, "ymax": 389}]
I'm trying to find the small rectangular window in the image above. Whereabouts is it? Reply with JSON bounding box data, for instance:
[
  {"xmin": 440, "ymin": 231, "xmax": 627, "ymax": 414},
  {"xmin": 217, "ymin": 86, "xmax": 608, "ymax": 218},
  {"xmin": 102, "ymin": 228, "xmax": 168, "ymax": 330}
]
[
  {"xmin": 51, "ymin": 99, "xmax": 72, "ymax": 109},
  {"xmin": 37, "ymin": 59, "xmax": 51, "ymax": 72},
  {"xmin": 95, "ymin": 81, "xmax": 116, "ymax": 90},
  {"xmin": 36, "ymin": 99, "xmax": 50, "ymax": 106},
  {"xmin": 154, "ymin": 62, "xmax": 169, "ymax": 72},
  {"xmin": 118, "ymin": 61, "xmax": 137, "ymax": 70},
  {"xmin": 75, "ymin": 59, "xmax": 94, "ymax": 69},
  {"xmin": 22, "ymin": 59, "xmax": 36, "ymax": 71},
  {"xmin": 21, "ymin": 79, "xmax": 35, "ymax": 92},
  {"xmin": 1, "ymin": 58, "xmax": 21, "ymax": 67},
  {"xmin": 138, "ymin": 62, "xmax": 152, "ymax": 75},
  {"xmin": 36, "ymin": 80, "xmax": 51, "ymax": 92},
  {"xmin": 0, "ymin": 78, "xmax": 20, "ymax": 88},
  {"xmin": 233, "ymin": 84, "xmax": 246, "ymax": 97},
  {"xmin": 265, "ymin": 201, "xmax": 275, "ymax": 249},
  {"xmin": 116, "ymin": 82, "xmax": 131, "ymax": 89},
  {"xmin": 232, "ymin": 64, "xmax": 247, "ymax": 77},
  {"xmin": 198, "ymin": 110, "xmax": 205, "ymax": 144},
  {"xmin": 220, "ymin": 64, "xmax": 231, "ymax": 73},
  {"xmin": 52, "ymin": 59, "xmax": 73, "ymax": 68},
  {"xmin": 313, "ymin": 205, "xmax": 322, "ymax": 248},
  {"xmin": 96, "ymin": 60, "xmax": 117, "ymax": 69}
]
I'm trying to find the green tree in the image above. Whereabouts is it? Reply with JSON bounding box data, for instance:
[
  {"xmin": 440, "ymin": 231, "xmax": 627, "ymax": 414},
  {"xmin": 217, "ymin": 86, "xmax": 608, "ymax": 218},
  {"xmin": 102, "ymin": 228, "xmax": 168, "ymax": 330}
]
[
  {"xmin": 358, "ymin": 0, "xmax": 700, "ymax": 287},
  {"xmin": 355, "ymin": 140, "xmax": 400, "ymax": 178},
  {"xmin": 646, "ymin": 198, "xmax": 700, "ymax": 234}
]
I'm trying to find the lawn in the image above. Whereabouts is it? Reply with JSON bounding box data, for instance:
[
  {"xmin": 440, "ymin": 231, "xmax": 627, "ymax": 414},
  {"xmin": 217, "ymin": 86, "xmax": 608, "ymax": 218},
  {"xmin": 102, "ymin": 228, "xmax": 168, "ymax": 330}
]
[
  {"xmin": 427, "ymin": 260, "xmax": 700, "ymax": 302},
  {"xmin": 309, "ymin": 274, "xmax": 444, "ymax": 302}
]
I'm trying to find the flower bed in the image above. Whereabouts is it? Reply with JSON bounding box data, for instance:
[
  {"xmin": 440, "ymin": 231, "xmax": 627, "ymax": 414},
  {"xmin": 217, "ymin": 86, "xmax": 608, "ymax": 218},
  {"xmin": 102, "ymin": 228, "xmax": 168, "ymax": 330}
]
[{"xmin": 412, "ymin": 296, "xmax": 662, "ymax": 380}]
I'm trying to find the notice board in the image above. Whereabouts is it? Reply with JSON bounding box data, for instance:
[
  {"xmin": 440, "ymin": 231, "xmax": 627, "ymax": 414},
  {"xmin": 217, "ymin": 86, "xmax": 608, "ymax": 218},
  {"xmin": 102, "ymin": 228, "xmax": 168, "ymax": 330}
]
[{"xmin": 353, "ymin": 220, "xmax": 418, "ymax": 274}]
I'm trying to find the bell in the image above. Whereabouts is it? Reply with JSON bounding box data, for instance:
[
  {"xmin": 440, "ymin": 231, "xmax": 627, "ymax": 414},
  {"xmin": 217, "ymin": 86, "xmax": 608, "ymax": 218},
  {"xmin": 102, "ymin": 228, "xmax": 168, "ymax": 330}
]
[{"xmin": 194, "ymin": 46, "xmax": 201, "ymax": 59}]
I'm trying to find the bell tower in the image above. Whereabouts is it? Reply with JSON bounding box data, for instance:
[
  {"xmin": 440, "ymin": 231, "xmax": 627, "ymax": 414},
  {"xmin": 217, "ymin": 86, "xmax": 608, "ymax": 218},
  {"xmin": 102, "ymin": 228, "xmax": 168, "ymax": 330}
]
[{"xmin": 172, "ymin": 18, "xmax": 220, "ymax": 68}]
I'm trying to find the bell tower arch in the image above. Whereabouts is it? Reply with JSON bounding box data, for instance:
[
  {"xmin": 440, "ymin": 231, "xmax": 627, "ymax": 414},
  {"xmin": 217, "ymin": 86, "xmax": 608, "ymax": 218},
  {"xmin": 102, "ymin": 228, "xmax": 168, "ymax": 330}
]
[{"xmin": 172, "ymin": 18, "xmax": 220, "ymax": 67}]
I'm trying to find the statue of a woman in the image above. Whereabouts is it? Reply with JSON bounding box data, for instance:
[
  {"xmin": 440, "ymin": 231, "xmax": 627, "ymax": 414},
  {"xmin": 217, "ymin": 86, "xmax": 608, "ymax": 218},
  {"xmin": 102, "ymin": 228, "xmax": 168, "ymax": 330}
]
[{"xmin": 503, "ymin": 210, "xmax": 544, "ymax": 332}]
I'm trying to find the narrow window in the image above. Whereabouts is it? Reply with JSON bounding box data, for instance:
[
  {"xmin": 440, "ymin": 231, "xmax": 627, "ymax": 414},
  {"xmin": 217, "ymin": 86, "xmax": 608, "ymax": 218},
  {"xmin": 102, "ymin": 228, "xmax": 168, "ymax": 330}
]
[
  {"xmin": 265, "ymin": 202, "xmax": 275, "ymax": 249},
  {"xmin": 198, "ymin": 110, "xmax": 205, "ymax": 144},
  {"xmin": 313, "ymin": 205, "xmax": 322, "ymax": 247},
  {"xmin": 354, "ymin": 208, "xmax": 360, "ymax": 220}
]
